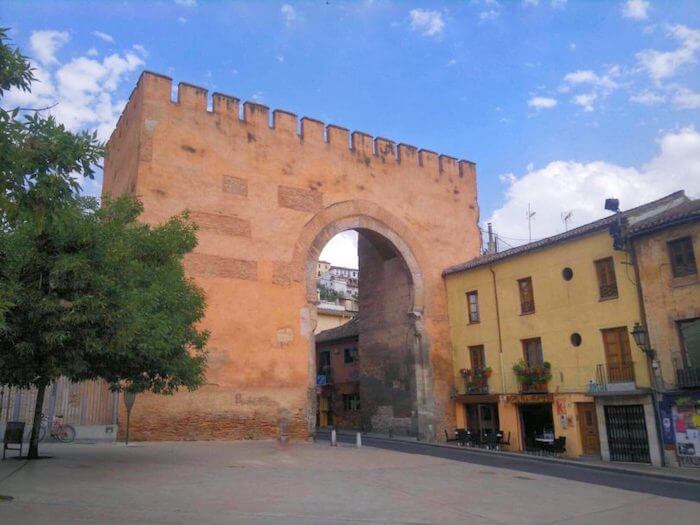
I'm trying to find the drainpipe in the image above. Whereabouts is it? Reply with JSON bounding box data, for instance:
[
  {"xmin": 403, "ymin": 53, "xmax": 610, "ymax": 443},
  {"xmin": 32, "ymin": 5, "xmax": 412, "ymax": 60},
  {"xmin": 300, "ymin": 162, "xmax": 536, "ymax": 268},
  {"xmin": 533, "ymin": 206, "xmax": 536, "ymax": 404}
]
[
  {"xmin": 489, "ymin": 266, "xmax": 506, "ymax": 393},
  {"xmin": 628, "ymin": 238, "xmax": 667, "ymax": 467}
]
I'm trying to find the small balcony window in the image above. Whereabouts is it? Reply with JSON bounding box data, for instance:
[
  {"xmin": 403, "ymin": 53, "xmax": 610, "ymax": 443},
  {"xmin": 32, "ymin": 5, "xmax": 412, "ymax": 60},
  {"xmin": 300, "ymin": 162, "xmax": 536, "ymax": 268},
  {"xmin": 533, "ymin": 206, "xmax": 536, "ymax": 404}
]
[
  {"xmin": 669, "ymin": 237, "xmax": 697, "ymax": 278},
  {"xmin": 466, "ymin": 291, "xmax": 480, "ymax": 323},
  {"xmin": 595, "ymin": 257, "xmax": 618, "ymax": 300},
  {"xmin": 518, "ymin": 277, "xmax": 535, "ymax": 314}
]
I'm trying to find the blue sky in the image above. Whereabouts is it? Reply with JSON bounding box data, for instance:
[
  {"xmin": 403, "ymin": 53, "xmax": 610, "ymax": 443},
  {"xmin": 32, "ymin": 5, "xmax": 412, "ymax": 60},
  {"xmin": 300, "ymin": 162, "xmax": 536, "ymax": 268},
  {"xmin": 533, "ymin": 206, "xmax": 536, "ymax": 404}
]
[{"xmin": 3, "ymin": 0, "xmax": 700, "ymax": 267}]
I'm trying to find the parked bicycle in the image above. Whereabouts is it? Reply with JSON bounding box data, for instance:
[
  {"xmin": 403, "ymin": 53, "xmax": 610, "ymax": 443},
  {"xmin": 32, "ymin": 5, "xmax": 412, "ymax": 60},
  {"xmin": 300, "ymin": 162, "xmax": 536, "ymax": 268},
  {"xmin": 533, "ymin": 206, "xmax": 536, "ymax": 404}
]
[{"xmin": 38, "ymin": 413, "xmax": 76, "ymax": 443}]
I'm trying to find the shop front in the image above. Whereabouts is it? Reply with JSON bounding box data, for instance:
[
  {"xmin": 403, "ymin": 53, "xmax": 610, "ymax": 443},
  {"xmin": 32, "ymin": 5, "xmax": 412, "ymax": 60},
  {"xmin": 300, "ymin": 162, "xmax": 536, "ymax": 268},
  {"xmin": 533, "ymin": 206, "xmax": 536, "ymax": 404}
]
[{"xmin": 658, "ymin": 392, "xmax": 700, "ymax": 468}]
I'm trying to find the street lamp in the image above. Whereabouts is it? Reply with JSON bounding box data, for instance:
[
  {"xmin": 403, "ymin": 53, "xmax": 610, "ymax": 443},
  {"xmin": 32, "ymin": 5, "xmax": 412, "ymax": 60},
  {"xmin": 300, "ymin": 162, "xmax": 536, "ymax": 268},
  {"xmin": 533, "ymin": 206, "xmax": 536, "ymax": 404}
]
[{"xmin": 631, "ymin": 322, "xmax": 655, "ymax": 358}]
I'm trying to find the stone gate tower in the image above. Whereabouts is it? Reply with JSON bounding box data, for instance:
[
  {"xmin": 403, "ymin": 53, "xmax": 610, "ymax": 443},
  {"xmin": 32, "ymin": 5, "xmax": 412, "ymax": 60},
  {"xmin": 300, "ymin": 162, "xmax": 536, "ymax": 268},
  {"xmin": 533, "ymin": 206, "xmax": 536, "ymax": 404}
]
[{"xmin": 104, "ymin": 71, "xmax": 480, "ymax": 441}]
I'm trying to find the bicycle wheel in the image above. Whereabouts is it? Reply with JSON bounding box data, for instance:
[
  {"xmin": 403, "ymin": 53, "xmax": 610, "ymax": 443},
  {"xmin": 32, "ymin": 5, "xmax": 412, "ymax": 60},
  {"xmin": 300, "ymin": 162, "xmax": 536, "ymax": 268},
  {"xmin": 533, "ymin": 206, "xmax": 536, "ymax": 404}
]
[
  {"xmin": 38, "ymin": 426, "xmax": 47, "ymax": 442},
  {"xmin": 56, "ymin": 424, "xmax": 76, "ymax": 443}
]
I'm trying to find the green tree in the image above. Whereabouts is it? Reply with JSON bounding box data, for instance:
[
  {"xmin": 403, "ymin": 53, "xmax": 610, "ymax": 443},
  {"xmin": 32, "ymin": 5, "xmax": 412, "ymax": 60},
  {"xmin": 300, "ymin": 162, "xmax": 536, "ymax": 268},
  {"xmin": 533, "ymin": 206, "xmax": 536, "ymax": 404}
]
[{"xmin": 0, "ymin": 29, "xmax": 208, "ymax": 458}]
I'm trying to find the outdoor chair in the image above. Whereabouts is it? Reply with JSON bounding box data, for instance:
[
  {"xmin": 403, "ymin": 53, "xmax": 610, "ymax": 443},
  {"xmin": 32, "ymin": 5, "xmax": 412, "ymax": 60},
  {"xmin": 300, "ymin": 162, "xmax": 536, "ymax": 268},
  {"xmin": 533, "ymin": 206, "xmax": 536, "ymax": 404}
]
[
  {"xmin": 444, "ymin": 429, "xmax": 458, "ymax": 443},
  {"xmin": 3, "ymin": 422, "xmax": 25, "ymax": 460},
  {"xmin": 456, "ymin": 429, "xmax": 471, "ymax": 446},
  {"xmin": 551, "ymin": 437, "xmax": 566, "ymax": 456}
]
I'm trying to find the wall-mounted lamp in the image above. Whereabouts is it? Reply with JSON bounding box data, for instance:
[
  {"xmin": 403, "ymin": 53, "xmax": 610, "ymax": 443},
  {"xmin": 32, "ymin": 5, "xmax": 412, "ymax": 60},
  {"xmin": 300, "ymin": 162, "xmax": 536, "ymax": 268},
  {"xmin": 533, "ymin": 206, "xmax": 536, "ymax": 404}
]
[{"xmin": 631, "ymin": 322, "xmax": 656, "ymax": 359}]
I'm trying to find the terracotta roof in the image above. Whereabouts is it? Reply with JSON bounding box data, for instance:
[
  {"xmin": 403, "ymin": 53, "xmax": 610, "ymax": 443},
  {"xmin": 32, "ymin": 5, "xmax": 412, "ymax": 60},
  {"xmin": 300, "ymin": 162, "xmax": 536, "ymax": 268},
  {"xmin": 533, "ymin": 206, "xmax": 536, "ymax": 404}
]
[
  {"xmin": 627, "ymin": 197, "xmax": 700, "ymax": 236},
  {"xmin": 315, "ymin": 316, "xmax": 359, "ymax": 344},
  {"xmin": 442, "ymin": 191, "xmax": 689, "ymax": 276}
]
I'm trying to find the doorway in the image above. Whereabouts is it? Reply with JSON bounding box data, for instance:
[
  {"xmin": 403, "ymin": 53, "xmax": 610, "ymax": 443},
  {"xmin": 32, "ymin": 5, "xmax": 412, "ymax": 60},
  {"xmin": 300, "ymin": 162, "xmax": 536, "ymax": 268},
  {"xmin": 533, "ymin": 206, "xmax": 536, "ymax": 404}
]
[
  {"xmin": 577, "ymin": 402, "xmax": 600, "ymax": 455},
  {"xmin": 465, "ymin": 403, "xmax": 499, "ymax": 440},
  {"xmin": 604, "ymin": 404, "xmax": 651, "ymax": 463},
  {"xmin": 520, "ymin": 403, "xmax": 554, "ymax": 451}
]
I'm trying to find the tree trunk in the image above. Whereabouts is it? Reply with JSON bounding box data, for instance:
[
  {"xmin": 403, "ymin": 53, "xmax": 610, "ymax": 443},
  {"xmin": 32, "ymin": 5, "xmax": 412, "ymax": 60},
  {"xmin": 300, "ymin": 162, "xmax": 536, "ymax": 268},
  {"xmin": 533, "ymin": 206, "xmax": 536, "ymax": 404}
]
[{"xmin": 27, "ymin": 382, "xmax": 47, "ymax": 459}]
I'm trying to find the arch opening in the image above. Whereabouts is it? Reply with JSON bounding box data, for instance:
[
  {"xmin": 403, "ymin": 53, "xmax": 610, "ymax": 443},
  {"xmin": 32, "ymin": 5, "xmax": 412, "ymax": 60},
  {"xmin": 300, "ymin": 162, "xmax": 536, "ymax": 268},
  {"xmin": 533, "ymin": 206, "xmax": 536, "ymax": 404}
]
[{"xmin": 303, "ymin": 215, "xmax": 433, "ymax": 441}]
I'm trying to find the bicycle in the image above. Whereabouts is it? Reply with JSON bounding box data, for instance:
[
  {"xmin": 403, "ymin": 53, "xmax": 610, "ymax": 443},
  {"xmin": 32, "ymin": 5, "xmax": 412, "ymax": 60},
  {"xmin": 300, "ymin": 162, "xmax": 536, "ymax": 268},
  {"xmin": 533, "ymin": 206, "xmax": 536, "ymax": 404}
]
[{"xmin": 38, "ymin": 413, "xmax": 76, "ymax": 443}]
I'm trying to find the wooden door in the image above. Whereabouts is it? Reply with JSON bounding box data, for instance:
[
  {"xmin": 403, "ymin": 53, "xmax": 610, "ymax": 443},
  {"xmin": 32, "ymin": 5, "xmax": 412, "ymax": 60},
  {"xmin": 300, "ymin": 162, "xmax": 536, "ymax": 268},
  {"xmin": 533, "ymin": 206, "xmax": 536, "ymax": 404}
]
[
  {"xmin": 602, "ymin": 327, "xmax": 635, "ymax": 382},
  {"xmin": 577, "ymin": 403, "xmax": 600, "ymax": 455}
]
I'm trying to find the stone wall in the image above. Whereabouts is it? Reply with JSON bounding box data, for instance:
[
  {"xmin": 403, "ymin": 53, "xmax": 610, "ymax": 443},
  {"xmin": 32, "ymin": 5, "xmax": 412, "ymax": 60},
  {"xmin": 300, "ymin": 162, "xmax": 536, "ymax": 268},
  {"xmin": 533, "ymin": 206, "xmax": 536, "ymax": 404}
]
[{"xmin": 105, "ymin": 71, "xmax": 480, "ymax": 442}]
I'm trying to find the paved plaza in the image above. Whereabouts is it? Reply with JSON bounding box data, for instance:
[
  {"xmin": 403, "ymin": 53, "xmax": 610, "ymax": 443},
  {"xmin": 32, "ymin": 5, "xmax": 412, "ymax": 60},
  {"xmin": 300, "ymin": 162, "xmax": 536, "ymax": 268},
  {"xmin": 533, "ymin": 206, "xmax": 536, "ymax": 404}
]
[{"xmin": 0, "ymin": 440, "xmax": 699, "ymax": 524}]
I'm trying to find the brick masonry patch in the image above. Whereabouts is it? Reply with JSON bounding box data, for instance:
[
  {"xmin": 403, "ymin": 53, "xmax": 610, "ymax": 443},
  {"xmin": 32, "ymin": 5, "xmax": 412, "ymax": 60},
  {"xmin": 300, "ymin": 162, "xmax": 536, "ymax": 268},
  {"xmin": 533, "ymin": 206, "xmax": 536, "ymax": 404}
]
[
  {"xmin": 184, "ymin": 253, "xmax": 257, "ymax": 280},
  {"xmin": 278, "ymin": 185, "xmax": 322, "ymax": 212}
]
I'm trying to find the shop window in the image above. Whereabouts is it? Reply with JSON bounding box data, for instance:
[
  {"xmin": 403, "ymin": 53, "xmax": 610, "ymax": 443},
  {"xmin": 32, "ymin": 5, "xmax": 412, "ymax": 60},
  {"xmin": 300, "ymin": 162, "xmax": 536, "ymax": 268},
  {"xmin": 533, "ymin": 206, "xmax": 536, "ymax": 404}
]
[
  {"xmin": 522, "ymin": 338, "xmax": 544, "ymax": 367},
  {"xmin": 343, "ymin": 393, "xmax": 360, "ymax": 411},
  {"xmin": 466, "ymin": 291, "xmax": 480, "ymax": 323},
  {"xmin": 668, "ymin": 237, "xmax": 697, "ymax": 278},
  {"xmin": 518, "ymin": 277, "xmax": 535, "ymax": 314},
  {"xmin": 595, "ymin": 257, "xmax": 618, "ymax": 300},
  {"xmin": 344, "ymin": 347, "xmax": 358, "ymax": 364}
]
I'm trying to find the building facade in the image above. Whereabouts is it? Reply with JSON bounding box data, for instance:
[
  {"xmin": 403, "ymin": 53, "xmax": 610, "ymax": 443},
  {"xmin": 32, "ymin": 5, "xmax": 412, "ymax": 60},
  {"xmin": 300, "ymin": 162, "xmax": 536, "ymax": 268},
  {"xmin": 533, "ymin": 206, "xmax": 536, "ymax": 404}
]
[
  {"xmin": 315, "ymin": 318, "xmax": 360, "ymax": 429},
  {"xmin": 442, "ymin": 195, "xmax": 686, "ymax": 466},
  {"xmin": 628, "ymin": 195, "xmax": 700, "ymax": 467}
]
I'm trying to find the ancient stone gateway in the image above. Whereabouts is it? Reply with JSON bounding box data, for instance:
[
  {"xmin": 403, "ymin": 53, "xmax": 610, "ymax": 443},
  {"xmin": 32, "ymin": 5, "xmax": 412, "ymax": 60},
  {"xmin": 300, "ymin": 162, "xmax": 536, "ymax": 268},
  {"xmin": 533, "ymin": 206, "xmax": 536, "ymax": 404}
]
[{"xmin": 104, "ymin": 72, "xmax": 480, "ymax": 442}]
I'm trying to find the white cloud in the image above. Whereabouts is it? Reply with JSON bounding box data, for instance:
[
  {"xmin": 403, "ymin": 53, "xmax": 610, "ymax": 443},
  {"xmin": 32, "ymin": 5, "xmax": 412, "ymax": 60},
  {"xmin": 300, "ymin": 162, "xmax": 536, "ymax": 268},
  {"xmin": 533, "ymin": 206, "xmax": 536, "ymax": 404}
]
[
  {"xmin": 523, "ymin": 0, "xmax": 539, "ymax": 6},
  {"xmin": 480, "ymin": 10, "xmax": 499, "ymax": 22},
  {"xmin": 281, "ymin": 4, "xmax": 300, "ymax": 28},
  {"xmin": 87, "ymin": 47, "xmax": 99, "ymax": 57},
  {"xmin": 573, "ymin": 92, "xmax": 598, "ymax": 111},
  {"xmin": 276, "ymin": 55, "xmax": 285, "ymax": 63},
  {"xmin": 622, "ymin": 0, "xmax": 650, "ymax": 21},
  {"xmin": 409, "ymin": 9, "xmax": 445, "ymax": 37},
  {"xmin": 550, "ymin": 0, "xmax": 567, "ymax": 8},
  {"xmin": 178, "ymin": 16, "xmax": 188, "ymax": 23},
  {"xmin": 629, "ymin": 90, "xmax": 665, "ymax": 105},
  {"xmin": 30, "ymin": 30, "xmax": 69, "ymax": 66},
  {"xmin": 488, "ymin": 127, "xmax": 700, "ymax": 242},
  {"xmin": 174, "ymin": 0, "xmax": 197, "ymax": 6},
  {"xmin": 5, "ymin": 30, "xmax": 145, "ymax": 153},
  {"xmin": 528, "ymin": 96, "xmax": 558, "ymax": 110},
  {"xmin": 563, "ymin": 69, "xmax": 619, "ymax": 90},
  {"xmin": 132, "ymin": 44, "xmax": 148, "ymax": 57},
  {"xmin": 636, "ymin": 24, "xmax": 700, "ymax": 83},
  {"xmin": 561, "ymin": 66, "xmax": 620, "ymax": 111},
  {"xmin": 92, "ymin": 31, "xmax": 114, "ymax": 43},
  {"xmin": 673, "ymin": 87, "xmax": 700, "ymax": 109},
  {"xmin": 320, "ymin": 231, "xmax": 359, "ymax": 269}
]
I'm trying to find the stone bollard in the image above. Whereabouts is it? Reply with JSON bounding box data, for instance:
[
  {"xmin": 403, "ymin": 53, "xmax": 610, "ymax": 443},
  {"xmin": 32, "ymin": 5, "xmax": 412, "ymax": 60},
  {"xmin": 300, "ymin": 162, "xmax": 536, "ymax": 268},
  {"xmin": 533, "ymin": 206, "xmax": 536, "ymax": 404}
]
[
  {"xmin": 331, "ymin": 428, "xmax": 337, "ymax": 447},
  {"xmin": 356, "ymin": 432, "xmax": 362, "ymax": 448}
]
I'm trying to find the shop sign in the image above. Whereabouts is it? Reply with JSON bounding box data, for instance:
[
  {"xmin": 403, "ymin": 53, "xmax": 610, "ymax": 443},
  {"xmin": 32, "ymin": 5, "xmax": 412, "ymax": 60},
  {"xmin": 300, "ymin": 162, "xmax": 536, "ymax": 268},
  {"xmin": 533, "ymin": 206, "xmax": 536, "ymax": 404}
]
[{"xmin": 506, "ymin": 394, "xmax": 552, "ymax": 404}]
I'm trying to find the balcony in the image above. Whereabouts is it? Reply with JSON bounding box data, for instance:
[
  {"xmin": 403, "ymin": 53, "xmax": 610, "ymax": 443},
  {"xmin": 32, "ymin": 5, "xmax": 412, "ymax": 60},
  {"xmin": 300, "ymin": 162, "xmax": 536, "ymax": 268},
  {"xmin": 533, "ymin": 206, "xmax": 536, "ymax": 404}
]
[
  {"xmin": 460, "ymin": 367, "xmax": 492, "ymax": 395},
  {"xmin": 465, "ymin": 375, "xmax": 489, "ymax": 395},
  {"xmin": 674, "ymin": 359, "xmax": 700, "ymax": 388},
  {"xmin": 587, "ymin": 362, "xmax": 637, "ymax": 394},
  {"xmin": 520, "ymin": 381, "xmax": 548, "ymax": 394}
]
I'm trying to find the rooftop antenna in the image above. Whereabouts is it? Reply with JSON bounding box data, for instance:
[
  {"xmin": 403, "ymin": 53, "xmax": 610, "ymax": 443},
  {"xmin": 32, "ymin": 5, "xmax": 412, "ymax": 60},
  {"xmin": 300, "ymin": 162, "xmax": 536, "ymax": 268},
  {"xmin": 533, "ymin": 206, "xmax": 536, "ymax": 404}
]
[
  {"xmin": 561, "ymin": 210, "xmax": 573, "ymax": 232},
  {"xmin": 526, "ymin": 204, "xmax": 536, "ymax": 242}
]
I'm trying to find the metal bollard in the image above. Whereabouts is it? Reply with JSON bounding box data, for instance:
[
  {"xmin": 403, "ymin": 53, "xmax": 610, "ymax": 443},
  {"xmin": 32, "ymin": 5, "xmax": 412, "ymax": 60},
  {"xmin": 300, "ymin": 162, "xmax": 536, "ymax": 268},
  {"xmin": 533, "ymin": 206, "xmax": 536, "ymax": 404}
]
[
  {"xmin": 356, "ymin": 432, "xmax": 362, "ymax": 448},
  {"xmin": 331, "ymin": 428, "xmax": 337, "ymax": 447}
]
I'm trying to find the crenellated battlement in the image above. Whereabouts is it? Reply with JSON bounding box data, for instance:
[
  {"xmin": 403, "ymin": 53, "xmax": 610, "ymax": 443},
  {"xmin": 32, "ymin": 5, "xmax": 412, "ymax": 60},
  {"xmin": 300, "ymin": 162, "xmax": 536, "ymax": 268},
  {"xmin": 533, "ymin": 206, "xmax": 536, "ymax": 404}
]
[{"xmin": 110, "ymin": 71, "xmax": 476, "ymax": 181}]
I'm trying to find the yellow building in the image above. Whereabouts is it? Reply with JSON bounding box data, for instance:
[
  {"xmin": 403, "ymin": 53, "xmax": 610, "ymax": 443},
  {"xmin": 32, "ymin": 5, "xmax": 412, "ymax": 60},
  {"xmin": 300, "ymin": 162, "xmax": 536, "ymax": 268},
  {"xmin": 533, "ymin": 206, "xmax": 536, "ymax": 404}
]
[{"xmin": 442, "ymin": 195, "xmax": 684, "ymax": 466}]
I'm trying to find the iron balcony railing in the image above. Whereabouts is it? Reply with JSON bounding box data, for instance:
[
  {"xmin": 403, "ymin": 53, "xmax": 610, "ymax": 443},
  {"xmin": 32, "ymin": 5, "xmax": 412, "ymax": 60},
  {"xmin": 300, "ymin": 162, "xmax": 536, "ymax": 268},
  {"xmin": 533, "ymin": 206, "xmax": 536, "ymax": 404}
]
[
  {"xmin": 674, "ymin": 358, "xmax": 700, "ymax": 388},
  {"xmin": 595, "ymin": 362, "xmax": 635, "ymax": 384},
  {"xmin": 520, "ymin": 381, "xmax": 548, "ymax": 394},
  {"xmin": 464, "ymin": 375, "xmax": 489, "ymax": 395}
]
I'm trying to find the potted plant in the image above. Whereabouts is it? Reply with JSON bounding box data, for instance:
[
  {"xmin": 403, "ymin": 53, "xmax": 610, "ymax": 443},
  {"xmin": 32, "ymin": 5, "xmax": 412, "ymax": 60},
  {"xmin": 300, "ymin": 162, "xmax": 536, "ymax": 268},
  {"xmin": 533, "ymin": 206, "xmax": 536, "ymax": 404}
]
[{"xmin": 513, "ymin": 360, "xmax": 551, "ymax": 387}]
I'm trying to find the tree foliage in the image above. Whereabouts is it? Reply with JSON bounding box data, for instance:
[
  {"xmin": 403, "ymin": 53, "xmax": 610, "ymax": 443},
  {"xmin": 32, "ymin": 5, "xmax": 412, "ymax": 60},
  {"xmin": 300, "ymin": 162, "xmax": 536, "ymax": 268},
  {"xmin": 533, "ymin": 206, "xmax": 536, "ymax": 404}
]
[{"xmin": 0, "ymin": 28, "xmax": 208, "ymax": 458}]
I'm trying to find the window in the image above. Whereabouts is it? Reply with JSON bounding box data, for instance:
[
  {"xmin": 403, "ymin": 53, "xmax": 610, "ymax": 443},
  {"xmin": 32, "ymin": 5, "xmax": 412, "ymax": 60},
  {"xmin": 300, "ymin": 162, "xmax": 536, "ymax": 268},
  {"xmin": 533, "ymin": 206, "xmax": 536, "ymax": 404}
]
[
  {"xmin": 319, "ymin": 351, "xmax": 331, "ymax": 371},
  {"xmin": 518, "ymin": 277, "xmax": 535, "ymax": 314},
  {"xmin": 570, "ymin": 333, "xmax": 582, "ymax": 347},
  {"xmin": 522, "ymin": 338, "xmax": 543, "ymax": 367},
  {"xmin": 343, "ymin": 347, "xmax": 357, "ymax": 364},
  {"xmin": 595, "ymin": 257, "xmax": 618, "ymax": 299},
  {"xmin": 562, "ymin": 267, "xmax": 574, "ymax": 281},
  {"xmin": 469, "ymin": 345, "xmax": 485, "ymax": 369},
  {"xmin": 343, "ymin": 393, "xmax": 360, "ymax": 411},
  {"xmin": 466, "ymin": 291, "xmax": 480, "ymax": 323},
  {"xmin": 669, "ymin": 237, "xmax": 697, "ymax": 278}
]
